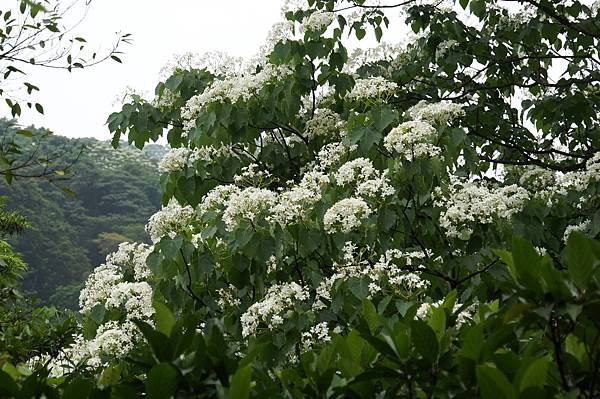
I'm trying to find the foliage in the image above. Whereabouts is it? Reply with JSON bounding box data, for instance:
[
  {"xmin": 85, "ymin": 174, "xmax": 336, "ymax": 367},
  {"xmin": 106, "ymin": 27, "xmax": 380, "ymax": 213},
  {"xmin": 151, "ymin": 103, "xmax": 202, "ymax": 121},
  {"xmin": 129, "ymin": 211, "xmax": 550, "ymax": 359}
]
[
  {"xmin": 6, "ymin": 0, "xmax": 600, "ymax": 397},
  {"xmin": 0, "ymin": 205, "xmax": 76, "ymax": 369},
  {"xmin": 0, "ymin": 121, "xmax": 163, "ymax": 303}
]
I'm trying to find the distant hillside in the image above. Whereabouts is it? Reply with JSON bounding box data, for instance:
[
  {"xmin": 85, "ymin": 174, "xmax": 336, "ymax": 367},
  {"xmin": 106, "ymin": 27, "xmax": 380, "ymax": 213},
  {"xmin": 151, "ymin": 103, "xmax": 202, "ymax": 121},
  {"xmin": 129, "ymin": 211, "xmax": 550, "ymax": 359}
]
[{"xmin": 0, "ymin": 121, "xmax": 164, "ymax": 308}]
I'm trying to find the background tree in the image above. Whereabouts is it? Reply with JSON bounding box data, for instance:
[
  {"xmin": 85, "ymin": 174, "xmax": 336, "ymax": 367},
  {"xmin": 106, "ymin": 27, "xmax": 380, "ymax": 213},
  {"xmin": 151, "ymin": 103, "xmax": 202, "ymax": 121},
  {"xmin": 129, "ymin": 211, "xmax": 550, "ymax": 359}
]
[
  {"xmin": 0, "ymin": 122, "xmax": 163, "ymax": 304},
  {"xmin": 0, "ymin": 0, "xmax": 130, "ymax": 184}
]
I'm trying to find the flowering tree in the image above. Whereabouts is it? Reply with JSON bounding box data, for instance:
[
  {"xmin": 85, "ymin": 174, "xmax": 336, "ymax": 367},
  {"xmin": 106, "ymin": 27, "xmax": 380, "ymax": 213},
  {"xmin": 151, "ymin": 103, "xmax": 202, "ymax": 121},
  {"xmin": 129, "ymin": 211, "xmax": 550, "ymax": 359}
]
[{"xmin": 9, "ymin": 0, "xmax": 600, "ymax": 397}]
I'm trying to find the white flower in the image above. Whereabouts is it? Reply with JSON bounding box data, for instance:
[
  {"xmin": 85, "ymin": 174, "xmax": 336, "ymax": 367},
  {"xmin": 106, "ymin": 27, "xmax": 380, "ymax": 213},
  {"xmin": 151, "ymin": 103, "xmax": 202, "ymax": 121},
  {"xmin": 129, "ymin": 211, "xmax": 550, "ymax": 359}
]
[
  {"xmin": 301, "ymin": 11, "xmax": 334, "ymax": 33},
  {"xmin": 105, "ymin": 242, "xmax": 152, "ymax": 281},
  {"xmin": 356, "ymin": 172, "xmax": 395, "ymax": 198},
  {"xmin": 407, "ymin": 100, "xmax": 464, "ymax": 125},
  {"xmin": 146, "ymin": 199, "xmax": 196, "ymax": 243},
  {"xmin": 304, "ymin": 109, "xmax": 345, "ymax": 140},
  {"xmin": 434, "ymin": 176, "xmax": 530, "ymax": 239},
  {"xmin": 222, "ymin": 187, "xmax": 278, "ymax": 231},
  {"xmin": 435, "ymin": 40, "xmax": 459, "ymax": 61},
  {"xmin": 217, "ymin": 285, "xmax": 241, "ymax": 310},
  {"xmin": 335, "ymin": 157, "xmax": 377, "ymax": 186},
  {"xmin": 199, "ymin": 185, "xmax": 241, "ymax": 213},
  {"xmin": 233, "ymin": 163, "xmax": 272, "ymax": 186},
  {"xmin": 158, "ymin": 147, "xmax": 191, "ymax": 173},
  {"xmin": 89, "ymin": 321, "xmax": 138, "ymax": 360},
  {"xmin": 323, "ymin": 198, "xmax": 372, "ymax": 233},
  {"xmin": 240, "ymin": 282, "xmax": 309, "ymax": 337},
  {"xmin": 384, "ymin": 120, "xmax": 440, "ymax": 161},
  {"xmin": 301, "ymin": 322, "xmax": 331, "ymax": 352},
  {"xmin": 563, "ymin": 220, "xmax": 591, "ymax": 243},
  {"xmin": 347, "ymin": 77, "xmax": 398, "ymax": 101},
  {"xmin": 181, "ymin": 64, "xmax": 294, "ymax": 132},
  {"xmin": 105, "ymin": 282, "xmax": 155, "ymax": 320},
  {"xmin": 415, "ymin": 301, "xmax": 476, "ymax": 328},
  {"xmin": 79, "ymin": 264, "xmax": 123, "ymax": 313},
  {"xmin": 317, "ymin": 141, "xmax": 357, "ymax": 170}
]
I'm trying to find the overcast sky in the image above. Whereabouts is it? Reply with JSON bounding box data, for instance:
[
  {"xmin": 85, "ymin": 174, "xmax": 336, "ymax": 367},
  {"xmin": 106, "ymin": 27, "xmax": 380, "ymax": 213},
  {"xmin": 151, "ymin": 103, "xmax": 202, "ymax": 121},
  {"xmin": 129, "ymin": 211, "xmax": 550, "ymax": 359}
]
[{"xmin": 2, "ymin": 0, "xmax": 283, "ymax": 140}]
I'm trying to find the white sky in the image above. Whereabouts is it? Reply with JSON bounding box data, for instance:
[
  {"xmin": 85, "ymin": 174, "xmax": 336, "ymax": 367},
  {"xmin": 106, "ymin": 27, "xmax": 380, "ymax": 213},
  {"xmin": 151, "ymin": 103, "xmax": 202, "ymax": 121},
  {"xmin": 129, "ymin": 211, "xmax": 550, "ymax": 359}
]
[{"xmin": 3, "ymin": 0, "xmax": 283, "ymax": 140}]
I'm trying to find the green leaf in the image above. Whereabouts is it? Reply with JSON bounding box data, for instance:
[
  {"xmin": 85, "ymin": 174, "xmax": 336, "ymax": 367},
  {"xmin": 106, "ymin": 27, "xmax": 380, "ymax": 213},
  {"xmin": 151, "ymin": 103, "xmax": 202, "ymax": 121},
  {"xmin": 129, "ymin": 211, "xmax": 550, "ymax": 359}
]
[
  {"xmin": 229, "ymin": 364, "xmax": 252, "ymax": 399},
  {"xmin": 146, "ymin": 363, "xmax": 178, "ymax": 399},
  {"xmin": 411, "ymin": 320, "xmax": 439, "ymax": 362},
  {"xmin": 476, "ymin": 364, "xmax": 516, "ymax": 399},
  {"xmin": 362, "ymin": 299, "xmax": 379, "ymax": 333},
  {"xmin": 372, "ymin": 106, "xmax": 396, "ymax": 131},
  {"xmin": 565, "ymin": 232, "xmax": 600, "ymax": 290},
  {"xmin": 35, "ymin": 103, "xmax": 44, "ymax": 114},
  {"xmin": 0, "ymin": 370, "xmax": 18, "ymax": 398},
  {"xmin": 517, "ymin": 357, "xmax": 548, "ymax": 392},
  {"xmin": 427, "ymin": 306, "xmax": 446, "ymax": 342},
  {"xmin": 111, "ymin": 55, "xmax": 122, "ymax": 63},
  {"xmin": 63, "ymin": 378, "xmax": 93, "ymax": 399},
  {"xmin": 133, "ymin": 320, "xmax": 172, "ymax": 362},
  {"xmin": 154, "ymin": 301, "xmax": 176, "ymax": 337},
  {"xmin": 355, "ymin": 28, "xmax": 366, "ymax": 40},
  {"xmin": 461, "ymin": 324, "xmax": 484, "ymax": 361}
]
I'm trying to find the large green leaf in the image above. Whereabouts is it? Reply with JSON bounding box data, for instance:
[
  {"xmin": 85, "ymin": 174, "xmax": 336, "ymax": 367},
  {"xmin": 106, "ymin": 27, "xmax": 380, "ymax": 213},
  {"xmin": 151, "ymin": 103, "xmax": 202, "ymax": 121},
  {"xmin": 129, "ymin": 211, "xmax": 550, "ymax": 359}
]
[
  {"xmin": 146, "ymin": 363, "xmax": 178, "ymax": 399},
  {"xmin": 476, "ymin": 364, "xmax": 516, "ymax": 399}
]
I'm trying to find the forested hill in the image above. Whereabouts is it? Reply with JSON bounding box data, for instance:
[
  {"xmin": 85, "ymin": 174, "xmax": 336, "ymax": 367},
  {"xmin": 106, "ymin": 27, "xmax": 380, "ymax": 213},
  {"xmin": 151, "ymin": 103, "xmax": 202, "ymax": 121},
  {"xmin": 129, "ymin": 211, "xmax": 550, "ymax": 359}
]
[{"xmin": 0, "ymin": 121, "xmax": 165, "ymax": 308}]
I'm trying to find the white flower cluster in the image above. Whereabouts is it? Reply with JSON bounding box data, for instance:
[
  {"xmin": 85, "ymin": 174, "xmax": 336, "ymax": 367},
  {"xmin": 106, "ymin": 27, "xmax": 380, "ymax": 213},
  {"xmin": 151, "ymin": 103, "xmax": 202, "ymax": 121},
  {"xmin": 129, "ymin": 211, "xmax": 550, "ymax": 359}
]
[
  {"xmin": 105, "ymin": 241, "xmax": 153, "ymax": 281},
  {"xmin": 334, "ymin": 157, "xmax": 394, "ymax": 198},
  {"xmin": 217, "ymin": 284, "xmax": 242, "ymax": 310},
  {"xmin": 223, "ymin": 187, "xmax": 278, "ymax": 231},
  {"xmin": 345, "ymin": 42, "xmax": 405, "ymax": 74},
  {"xmin": 335, "ymin": 157, "xmax": 377, "ymax": 186},
  {"xmin": 146, "ymin": 199, "xmax": 196, "ymax": 243},
  {"xmin": 301, "ymin": 322, "xmax": 331, "ymax": 352},
  {"xmin": 181, "ymin": 64, "xmax": 294, "ymax": 131},
  {"xmin": 407, "ymin": 100, "xmax": 465, "ymax": 125},
  {"xmin": 384, "ymin": 120, "xmax": 440, "ymax": 161},
  {"xmin": 563, "ymin": 219, "xmax": 591, "ymax": 243},
  {"xmin": 304, "ymin": 109, "xmax": 345, "ymax": 140},
  {"xmin": 35, "ymin": 243, "xmax": 155, "ymax": 377},
  {"xmin": 515, "ymin": 153, "xmax": 600, "ymax": 207},
  {"xmin": 199, "ymin": 184, "xmax": 241, "ymax": 214},
  {"xmin": 152, "ymin": 87, "xmax": 178, "ymax": 109},
  {"xmin": 301, "ymin": 11, "xmax": 334, "ymax": 33},
  {"xmin": 555, "ymin": 152, "xmax": 600, "ymax": 193},
  {"xmin": 346, "ymin": 77, "xmax": 398, "ymax": 101},
  {"xmin": 415, "ymin": 301, "xmax": 476, "ymax": 329},
  {"xmin": 368, "ymin": 248, "xmax": 432, "ymax": 297},
  {"xmin": 233, "ymin": 163, "xmax": 273, "ymax": 186},
  {"xmin": 317, "ymin": 141, "xmax": 357, "ymax": 170},
  {"xmin": 314, "ymin": 244, "xmax": 432, "ymax": 309},
  {"xmin": 435, "ymin": 177, "xmax": 530, "ymax": 239},
  {"xmin": 518, "ymin": 166, "xmax": 558, "ymax": 201},
  {"xmin": 271, "ymin": 171, "xmax": 329, "ymax": 226},
  {"xmin": 80, "ymin": 244, "xmax": 154, "ymax": 316},
  {"xmin": 323, "ymin": 197, "xmax": 372, "ymax": 233},
  {"xmin": 435, "ymin": 40, "xmax": 458, "ymax": 61},
  {"xmin": 32, "ymin": 321, "xmax": 143, "ymax": 377},
  {"xmin": 240, "ymin": 282, "xmax": 309, "ymax": 337},
  {"xmin": 159, "ymin": 51, "xmax": 244, "ymax": 80},
  {"xmin": 105, "ymin": 282, "xmax": 154, "ymax": 320},
  {"xmin": 79, "ymin": 264, "xmax": 123, "ymax": 313},
  {"xmin": 158, "ymin": 147, "xmax": 192, "ymax": 173}
]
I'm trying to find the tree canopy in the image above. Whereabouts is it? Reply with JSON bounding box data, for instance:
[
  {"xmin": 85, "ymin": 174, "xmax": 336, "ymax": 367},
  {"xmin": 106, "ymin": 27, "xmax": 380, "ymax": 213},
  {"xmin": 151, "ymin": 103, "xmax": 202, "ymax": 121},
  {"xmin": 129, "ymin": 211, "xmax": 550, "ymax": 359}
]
[{"xmin": 4, "ymin": 0, "xmax": 600, "ymax": 397}]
